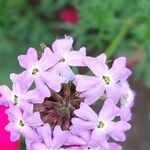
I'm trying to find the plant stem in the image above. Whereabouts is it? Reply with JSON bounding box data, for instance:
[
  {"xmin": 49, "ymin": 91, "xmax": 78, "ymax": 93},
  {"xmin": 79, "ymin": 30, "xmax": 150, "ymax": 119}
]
[{"xmin": 105, "ymin": 18, "xmax": 136, "ymax": 58}]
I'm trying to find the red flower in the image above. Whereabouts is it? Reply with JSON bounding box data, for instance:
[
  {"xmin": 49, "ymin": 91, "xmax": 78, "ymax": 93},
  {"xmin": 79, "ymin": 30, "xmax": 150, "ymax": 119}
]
[
  {"xmin": 59, "ymin": 7, "xmax": 78, "ymax": 25},
  {"xmin": 0, "ymin": 106, "xmax": 19, "ymax": 150}
]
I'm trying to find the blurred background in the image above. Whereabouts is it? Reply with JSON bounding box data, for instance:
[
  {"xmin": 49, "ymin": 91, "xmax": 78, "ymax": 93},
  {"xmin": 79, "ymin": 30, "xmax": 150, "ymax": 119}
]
[{"xmin": 0, "ymin": 0, "xmax": 150, "ymax": 149}]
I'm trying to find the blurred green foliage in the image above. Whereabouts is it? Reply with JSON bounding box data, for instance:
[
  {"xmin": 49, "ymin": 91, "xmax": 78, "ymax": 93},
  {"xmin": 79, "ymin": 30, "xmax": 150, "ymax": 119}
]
[{"xmin": 73, "ymin": 0, "xmax": 150, "ymax": 51}]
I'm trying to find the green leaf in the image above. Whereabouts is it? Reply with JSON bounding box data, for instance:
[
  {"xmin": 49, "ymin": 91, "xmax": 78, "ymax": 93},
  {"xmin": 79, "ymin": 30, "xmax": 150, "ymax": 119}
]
[{"xmin": 72, "ymin": 66, "xmax": 78, "ymax": 74}]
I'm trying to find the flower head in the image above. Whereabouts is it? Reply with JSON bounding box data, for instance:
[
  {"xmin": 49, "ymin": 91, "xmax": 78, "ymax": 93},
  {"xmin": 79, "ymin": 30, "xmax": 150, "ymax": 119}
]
[{"xmin": 0, "ymin": 36, "xmax": 134, "ymax": 150}]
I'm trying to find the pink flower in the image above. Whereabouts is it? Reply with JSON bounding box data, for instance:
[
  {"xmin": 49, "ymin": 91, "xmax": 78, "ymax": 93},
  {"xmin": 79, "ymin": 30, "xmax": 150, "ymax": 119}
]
[
  {"xmin": 75, "ymin": 55, "xmax": 131, "ymax": 105},
  {"xmin": 0, "ymin": 106, "xmax": 19, "ymax": 150},
  {"xmin": 59, "ymin": 7, "xmax": 78, "ymax": 25},
  {"xmin": 31, "ymin": 124, "xmax": 70, "ymax": 150},
  {"xmin": 52, "ymin": 36, "xmax": 86, "ymax": 81},
  {"xmin": 5, "ymin": 107, "xmax": 43, "ymax": 141},
  {"xmin": 18, "ymin": 47, "xmax": 65, "ymax": 97},
  {"xmin": 71, "ymin": 100, "xmax": 131, "ymax": 149},
  {"xmin": 0, "ymin": 75, "xmax": 41, "ymax": 113}
]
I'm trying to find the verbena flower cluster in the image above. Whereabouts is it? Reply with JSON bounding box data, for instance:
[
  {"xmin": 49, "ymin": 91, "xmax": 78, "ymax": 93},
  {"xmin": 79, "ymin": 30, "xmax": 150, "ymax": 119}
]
[{"xmin": 0, "ymin": 36, "xmax": 135, "ymax": 150}]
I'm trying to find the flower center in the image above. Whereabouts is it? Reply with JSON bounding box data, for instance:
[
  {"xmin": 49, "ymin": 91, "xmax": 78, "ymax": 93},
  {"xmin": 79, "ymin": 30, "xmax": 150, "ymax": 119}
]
[
  {"xmin": 19, "ymin": 120, "xmax": 25, "ymax": 127},
  {"xmin": 102, "ymin": 76, "xmax": 110, "ymax": 85},
  {"xmin": 32, "ymin": 68, "xmax": 39, "ymax": 75},
  {"xmin": 17, "ymin": 120, "xmax": 25, "ymax": 129},
  {"xmin": 13, "ymin": 95, "xmax": 20, "ymax": 105},
  {"xmin": 33, "ymin": 84, "xmax": 83, "ymax": 130},
  {"xmin": 57, "ymin": 106, "xmax": 70, "ymax": 118},
  {"xmin": 102, "ymin": 74, "xmax": 114, "ymax": 86},
  {"xmin": 97, "ymin": 121, "xmax": 105, "ymax": 128}
]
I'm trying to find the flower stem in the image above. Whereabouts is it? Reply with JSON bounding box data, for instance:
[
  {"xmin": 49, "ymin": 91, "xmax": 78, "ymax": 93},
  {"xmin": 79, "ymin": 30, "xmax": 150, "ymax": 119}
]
[{"xmin": 105, "ymin": 18, "xmax": 137, "ymax": 58}]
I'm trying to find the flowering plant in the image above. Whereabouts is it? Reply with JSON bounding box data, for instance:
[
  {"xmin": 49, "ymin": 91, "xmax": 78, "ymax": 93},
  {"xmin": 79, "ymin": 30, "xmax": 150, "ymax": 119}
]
[{"xmin": 0, "ymin": 36, "xmax": 135, "ymax": 150}]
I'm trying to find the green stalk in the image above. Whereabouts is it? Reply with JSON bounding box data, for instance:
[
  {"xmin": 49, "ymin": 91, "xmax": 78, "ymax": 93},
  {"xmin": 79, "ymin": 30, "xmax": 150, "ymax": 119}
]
[{"xmin": 105, "ymin": 18, "xmax": 136, "ymax": 58}]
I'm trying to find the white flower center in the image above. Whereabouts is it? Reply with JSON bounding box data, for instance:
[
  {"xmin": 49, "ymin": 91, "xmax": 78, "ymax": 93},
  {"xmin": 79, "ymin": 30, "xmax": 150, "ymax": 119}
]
[
  {"xmin": 29, "ymin": 65, "xmax": 40, "ymax": 76},
  {"xmin": 96, "ymin": 120, "xmax": 108, "ymax": 132},
  {"xmin": 97, "ymin": 121, "xmax": 105, "ymax": 128},
  {"xmin": 32, "ymin": 68, "xmax": 39, "ymax": 75},
  {"xmin": 11, "ymin": 95, "xmax": 21, "ymax": 105},
  {"xmin": 61, "ymin": 52, "xmax": 69, "ymax": 64},
  {"xmin": 102, "ymin": 74, "xmax": 114, "ymax": 86},
  {"xmin": 16, "ymin": 120, "xmax": 25, "ymax": 129}
]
